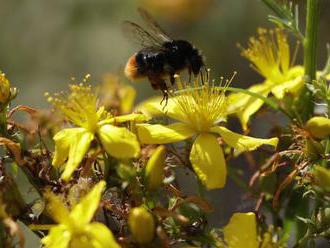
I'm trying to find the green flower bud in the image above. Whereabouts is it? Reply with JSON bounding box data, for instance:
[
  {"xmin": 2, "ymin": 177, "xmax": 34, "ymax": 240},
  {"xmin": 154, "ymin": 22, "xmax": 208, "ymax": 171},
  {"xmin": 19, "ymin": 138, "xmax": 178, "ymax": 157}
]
[
  {"xmin": 0, "ymin": 72, "xmax": 11, "ymax": 104},
  {"xmin": 117, "ymin": 162, "xmax": 136, "ymax": 181},
  {"xmin": 145, "ymin": 145, "xmax": 166, "ymax": 191},
  {"xmin": 305, "ymin": 138, "xmax": 323, "ymax": 160},
  {"xmin": 313, "ymin": 165, "xmax": 330, "ymax": 191},
  {"xmin": 306, "ymin": 117, "xmax": 330, "ymax": 139},
  {"xmin": 128, "ymin": 206, "xmax": 155, "ymax": 244}
]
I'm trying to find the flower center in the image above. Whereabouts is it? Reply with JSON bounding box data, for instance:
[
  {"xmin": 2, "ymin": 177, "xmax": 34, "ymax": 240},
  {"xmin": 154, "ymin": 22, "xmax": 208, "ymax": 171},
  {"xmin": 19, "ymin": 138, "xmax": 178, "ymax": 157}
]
[
  {"xmin": 171, "ymin": 74, "xmax": 229, "ymax": 132},
  {"xmin": 240, "ymin": 28, "xmax": 293, "ymax": 84},
  {"xmin": 47, "ymin": 81, "xmax": 101, "ymax": 132}
]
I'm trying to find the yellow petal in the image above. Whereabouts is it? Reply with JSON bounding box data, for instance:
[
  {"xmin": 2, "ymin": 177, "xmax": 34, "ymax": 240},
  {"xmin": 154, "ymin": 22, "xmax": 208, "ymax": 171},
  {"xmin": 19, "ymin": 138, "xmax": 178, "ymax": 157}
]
[
  {"xmin": 227, "ymin": 83, "xmax": 271, "ymax": 130},
  {"xmin": 227, "ymin": 83, "xmax": 271, "ymax": 114},
  {"xmin": 145, "ymin": 146, "xmax": 166, "ymax": 190},
  {"xmin": 271, "ymin": 77, "xmax": 303, "ymax": 99},
  {"xmin": 44, "ymin": 191, "xmax": 71, "ymax": 225},
  {"xmin": 98, "ymin": 124, "xmax": 140, "ymax": 158},
  {"xmin": 189, "ymin": 134, "xmax": 226, "ymax": 189},
  {"xmin": 135, "ymin": 96, "xmax": 164, "ymax": 118},
  {"xmin": 52, "ymin": 128, "xmax": 82, "ymax": 167},
  {"xmin": 70, "ymin": 181, "xmax": 106, "ymax": 225},
  {"xmin": 211, "ymin": 126, "xmax": 278, "ymax": 152},
  {"xmin": 137, "ymin": 123, "xmax": 195, "ymax": 144},
  {"xmin": 86, "ymin": 223, "xmax": 120, "ymax": 248},
  {"xmin": 41, "ymin": 225, "xmax": 71, "ymax": 248},
  {"xmin": 60, "ymin": 129, "xmax": 94, "ymax": 181},
  {"xmin": 120, "ymin": 84, "xmax": 136, "ymax": 113},
  {"xmin": 271, "ymin": 66, "xmax": 304, "ymax": 99},
  {"xmin": 99, "ymin": 113, "xmax": 148, "ymax": 126},
  {"xmin": 136, "ymin": 96, "xmax": 187, "ymax": 122},
  {"xmin": 223, "ymin": 212, "xmax": 258, "ymax": 248}
]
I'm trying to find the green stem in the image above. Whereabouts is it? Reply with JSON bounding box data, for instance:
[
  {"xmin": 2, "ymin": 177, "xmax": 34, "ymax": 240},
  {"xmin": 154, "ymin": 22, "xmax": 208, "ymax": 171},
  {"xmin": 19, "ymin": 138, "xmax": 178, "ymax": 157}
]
[
  {"xmin": 304, "ymin": 0, "xmax": 320, "ymax": 82},
  {"xmin": 298, "ymin": 0, "xmax": 321, "ymax": 121},
  {"xmin": 0, "ymin": 107, "xmax": 7, "ymax": 136},
  {"xmin": 0, "ymin": 223, "xmax": 5, "ymax": 248},
  {"xmin": 322, "ymin": 138, "xmax": 330, "ymax": 167}
]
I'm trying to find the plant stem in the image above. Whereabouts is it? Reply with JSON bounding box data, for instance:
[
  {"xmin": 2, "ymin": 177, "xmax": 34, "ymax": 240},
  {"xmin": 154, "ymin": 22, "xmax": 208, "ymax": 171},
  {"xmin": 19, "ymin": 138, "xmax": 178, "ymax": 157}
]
[
  {"xmin": 304, "ymin": 0, "xmax": 320, "ymax": 82},
  {"xmin": 0, "ymin": 107, "xmax": 7, "ymax": 136},
  {"xmin": 322, "ymin": 138, "xmax": 330, "ymax": 167},
  {"xmin": 298, "ymin": 0, "xmax": 321, "ymax": 121}
]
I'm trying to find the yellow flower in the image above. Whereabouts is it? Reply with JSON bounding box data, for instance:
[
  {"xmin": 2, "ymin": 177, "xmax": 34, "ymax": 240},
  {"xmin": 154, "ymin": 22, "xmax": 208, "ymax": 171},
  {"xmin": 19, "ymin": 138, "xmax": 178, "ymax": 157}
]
[
  {"xmin": 48, "ymin": 83, "xmax": 142, "ymax": 181},
  {"xmin": 0, "ymin": 72, "xmax": 11, "ymax": 104},
  {"xmin": 228, "ymin": 29, "xmax": 304, "ymax": 130},
  {"xmin": 41, "ymin": 181, "xmax": 120, "ymax": 248},
  {"xmin": 128, "ymin": 206, "xmax": 155, "ymax": 244},
  {"xmin": 145, "ymin": 145, "xmax": 166, "ymax": 190},
  {"xmin": 137, "ymin": 76, "xmax": 278, "ymax": 189}
]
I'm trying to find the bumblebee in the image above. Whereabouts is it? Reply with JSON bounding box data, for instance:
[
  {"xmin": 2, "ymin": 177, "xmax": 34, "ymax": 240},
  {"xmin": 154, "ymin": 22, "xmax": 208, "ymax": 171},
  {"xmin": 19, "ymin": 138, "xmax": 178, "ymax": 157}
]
[{"xmin": 123, "ymin": 8, "xmax": 205, "ymax": 101}]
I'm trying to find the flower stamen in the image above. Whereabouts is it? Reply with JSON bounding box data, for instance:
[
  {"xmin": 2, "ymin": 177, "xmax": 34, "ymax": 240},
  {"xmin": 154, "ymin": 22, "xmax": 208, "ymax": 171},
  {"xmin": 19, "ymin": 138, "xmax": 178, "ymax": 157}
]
[
  {"xmin": 170, "ymin": 71, "xmax": 233, "ymax": 132},
  {"xmin": 47, "ymin": 80, "xmax": 100, "ymax": 132},
  {"xmin": 240, "ymin": 28, "xmax": 291, "ymax": 83}
]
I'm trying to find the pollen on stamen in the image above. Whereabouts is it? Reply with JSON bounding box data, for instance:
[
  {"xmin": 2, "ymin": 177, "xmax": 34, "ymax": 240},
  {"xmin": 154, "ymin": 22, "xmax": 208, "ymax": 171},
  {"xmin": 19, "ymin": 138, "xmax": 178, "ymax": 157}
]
[
  {"xmin": 45, "ymin": 82, "xmax": 101, "ymax": 129},
  {"xmin": 169, "ymin": 70, "xmax": 233, "ymax": 131},
  {"xmin": 239, "ymin": 28, "xmax": 291, "ymax": 82}
]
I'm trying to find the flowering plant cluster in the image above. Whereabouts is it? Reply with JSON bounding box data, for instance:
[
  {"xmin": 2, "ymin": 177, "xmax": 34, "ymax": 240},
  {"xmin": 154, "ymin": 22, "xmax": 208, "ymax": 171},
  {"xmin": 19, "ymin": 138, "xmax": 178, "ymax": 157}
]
[{"xmin": 0, "ymin": 1, "xmax": 330, "ymax": 247}]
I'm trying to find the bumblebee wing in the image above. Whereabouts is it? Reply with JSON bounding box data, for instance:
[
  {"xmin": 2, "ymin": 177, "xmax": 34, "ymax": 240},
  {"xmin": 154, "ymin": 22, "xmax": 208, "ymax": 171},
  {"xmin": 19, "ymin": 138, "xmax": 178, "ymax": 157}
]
[
  {"xmin": 122, "ymin": 21, "xmax": 164, "ymax": 48},
  {"xmin": 138, "ymin": 8, "xmax": 172, "ymax": 42}
]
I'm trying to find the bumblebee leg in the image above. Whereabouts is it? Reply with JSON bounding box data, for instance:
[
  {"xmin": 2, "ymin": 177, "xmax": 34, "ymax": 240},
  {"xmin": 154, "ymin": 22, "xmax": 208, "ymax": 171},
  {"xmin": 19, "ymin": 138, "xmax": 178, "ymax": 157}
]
[
  {"xmin": 159, "ymin": 79, "xmax": 169, "ymax": 107},
  {"xmin": 148, "ymin": 73, "xmax": 169, "ymax": 106},
  {"xmin": 170, "ymin": 74, "xmax": 175, "ymax": 86},
  {"xmin": 204, "ymin": 67, "xmax": 209, "ymax": 82},
  {"xmin": 200, "ymin": 70, "xmax": 204, "ymax": 84},
  {"xmin": 188, "ymin": 67, "xmax": 192, "ymax": 83},
  {"xmin": 160, "ymin": 90, "xmax": 168, "ymax": 107}
]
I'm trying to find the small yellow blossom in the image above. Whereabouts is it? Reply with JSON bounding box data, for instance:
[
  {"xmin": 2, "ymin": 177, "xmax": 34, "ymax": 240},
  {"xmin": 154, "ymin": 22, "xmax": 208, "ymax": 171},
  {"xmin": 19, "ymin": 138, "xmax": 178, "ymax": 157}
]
[
  {"xmin": 128, "ymin": 206, "xmax": 155, "ymax": 244},
  {"xmin": 145, "ymin": 145, "xmax": 166, "ymax": 190},
  {"xmin": 0, "ymin": 72, "xmax": 11, "ymax": 104},
  {"xmin": 228, "ymin": 29, "xmax": 304, "ymax": 130},
  {"xmin": 137, "ymin": 76, "xmax": 278, "ymax": 189},
  {"xmin": 306, "ymin": 116, "xmax": 330, "ymax": 139},
  {"xmin": 48, "ymin": 82, "xmax": 142, "ymax": 180},
  {"xmin": 41, "ymin": 181, "xmax": 120, "ymax": 248}
]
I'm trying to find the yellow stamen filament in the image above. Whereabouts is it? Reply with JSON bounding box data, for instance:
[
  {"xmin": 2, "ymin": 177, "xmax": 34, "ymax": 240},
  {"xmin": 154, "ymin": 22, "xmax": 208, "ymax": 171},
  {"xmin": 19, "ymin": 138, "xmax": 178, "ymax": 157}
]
[
  {"xmin": 47, "ymin": 79, "xmax": 104, "ymax": 132},
  {"xmin": 240, "ymin": 28, "xmax": 291, "ymax": 83},
  {"xmin": 171, "ymin": 72, "xmax": 232, "ymax": 132}
]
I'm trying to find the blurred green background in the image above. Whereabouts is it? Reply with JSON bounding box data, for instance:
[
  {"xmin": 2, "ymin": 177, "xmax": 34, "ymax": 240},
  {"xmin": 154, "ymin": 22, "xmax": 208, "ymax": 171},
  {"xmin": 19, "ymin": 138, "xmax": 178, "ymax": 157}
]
[{"xmin": 1, "ymin": 0, "xmax": 330, "ymax": 247}]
